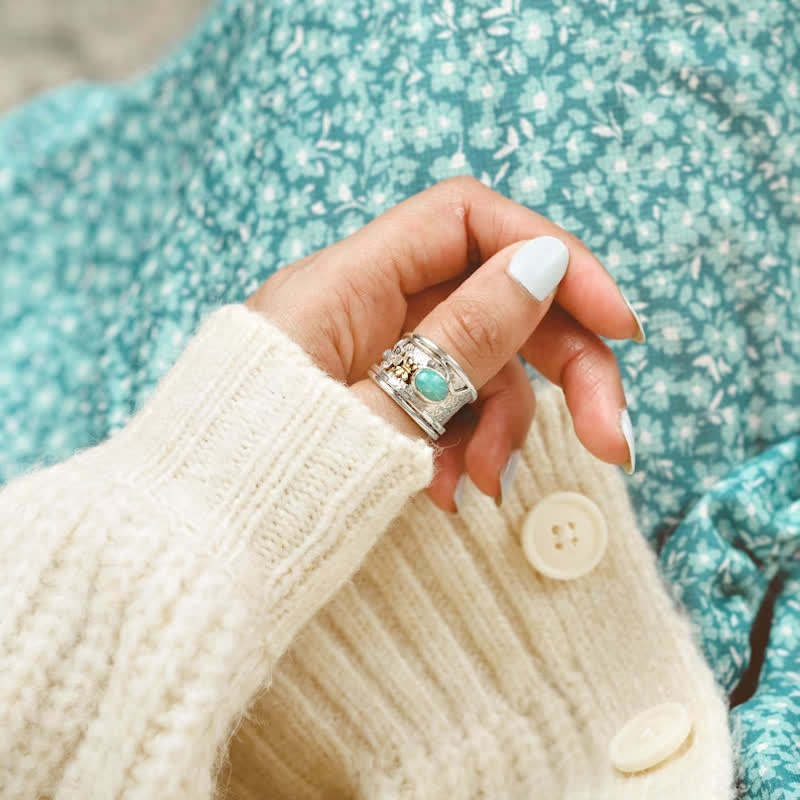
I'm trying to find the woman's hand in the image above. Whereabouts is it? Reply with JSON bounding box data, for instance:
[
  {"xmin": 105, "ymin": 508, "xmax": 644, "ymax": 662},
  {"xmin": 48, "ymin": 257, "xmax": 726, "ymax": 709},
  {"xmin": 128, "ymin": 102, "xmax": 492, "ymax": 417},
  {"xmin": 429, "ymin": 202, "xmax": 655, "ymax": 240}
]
[{"xmin": 246, "ymin": 176, "xmax": 643, "ymax": 512}]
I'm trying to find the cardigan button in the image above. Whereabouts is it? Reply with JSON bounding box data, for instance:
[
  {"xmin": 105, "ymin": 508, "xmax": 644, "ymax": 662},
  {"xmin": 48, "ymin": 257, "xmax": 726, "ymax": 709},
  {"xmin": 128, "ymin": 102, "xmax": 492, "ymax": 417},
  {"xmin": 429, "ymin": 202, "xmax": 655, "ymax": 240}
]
[
  {"xmin": 609, "ymin": 702, "xmax": 693, "ymax": 773},
  {"xmin": 521, "ymin": 491, "xmax": 607, "ymax": 580}
]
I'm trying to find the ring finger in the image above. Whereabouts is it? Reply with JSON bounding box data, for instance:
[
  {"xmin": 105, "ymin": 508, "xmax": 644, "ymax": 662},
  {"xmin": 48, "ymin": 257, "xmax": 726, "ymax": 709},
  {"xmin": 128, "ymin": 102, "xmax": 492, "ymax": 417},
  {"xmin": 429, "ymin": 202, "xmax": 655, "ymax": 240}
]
[
  {"xmin": 406, "ymin": 277, "xmax": 537, "ymax": 510},
  {"xmin": 414, "ymin": 236, "xmax": 567, "ymax": 396}
]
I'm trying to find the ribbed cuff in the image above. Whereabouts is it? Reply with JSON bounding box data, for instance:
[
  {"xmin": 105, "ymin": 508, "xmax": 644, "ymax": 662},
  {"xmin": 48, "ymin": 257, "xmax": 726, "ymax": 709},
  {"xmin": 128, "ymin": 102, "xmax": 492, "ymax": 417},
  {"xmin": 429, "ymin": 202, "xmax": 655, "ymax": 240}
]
[{"xmin": 96, "ymin": 304, "xmax": 435, "ymax": 659}]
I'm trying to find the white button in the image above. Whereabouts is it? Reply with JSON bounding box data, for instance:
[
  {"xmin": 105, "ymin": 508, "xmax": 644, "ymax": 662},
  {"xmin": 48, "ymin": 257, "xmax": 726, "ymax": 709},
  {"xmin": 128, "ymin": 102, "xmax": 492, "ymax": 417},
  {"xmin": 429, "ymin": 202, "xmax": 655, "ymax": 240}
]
[
  {"xmin": 609, "ymin": 702, "xmax": 693, "ymax": 773},
  {"xmin": 521, "ymin": 491, "xmax": 607, "ymax": 580}
]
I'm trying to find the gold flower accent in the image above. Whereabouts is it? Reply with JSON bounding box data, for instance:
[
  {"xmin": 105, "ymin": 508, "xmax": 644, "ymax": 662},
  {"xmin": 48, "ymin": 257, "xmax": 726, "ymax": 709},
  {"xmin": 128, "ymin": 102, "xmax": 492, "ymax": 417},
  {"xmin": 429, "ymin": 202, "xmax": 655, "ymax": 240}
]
[{"xmin": 383, "ymin": 348, "xmax": 418, "ymax": 384}]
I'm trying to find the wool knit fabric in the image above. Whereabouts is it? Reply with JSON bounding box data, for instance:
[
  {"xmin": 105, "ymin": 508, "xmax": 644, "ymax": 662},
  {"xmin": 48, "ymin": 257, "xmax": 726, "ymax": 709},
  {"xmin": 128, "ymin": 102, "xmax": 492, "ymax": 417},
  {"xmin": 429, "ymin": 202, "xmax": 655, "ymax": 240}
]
[
  {"xmin": 0, "ymin": 304, "xmax": 734, "ymax": 799},
  {"xmin": 1, "ymin": 1, "xmax": 798, "ymax": 792}
]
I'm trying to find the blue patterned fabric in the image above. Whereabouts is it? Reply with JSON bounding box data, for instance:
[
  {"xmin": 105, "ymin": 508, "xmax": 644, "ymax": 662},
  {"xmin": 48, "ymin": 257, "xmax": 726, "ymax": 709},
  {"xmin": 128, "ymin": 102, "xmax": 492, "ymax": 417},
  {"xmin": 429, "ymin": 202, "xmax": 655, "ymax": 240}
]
[
  {"xmin": 662, "ymin": 438, "xmax": 800, "ymax": 796},
  {"xmin": 0, "ymin": 0, "xmax": 798, "ymax": 794}
]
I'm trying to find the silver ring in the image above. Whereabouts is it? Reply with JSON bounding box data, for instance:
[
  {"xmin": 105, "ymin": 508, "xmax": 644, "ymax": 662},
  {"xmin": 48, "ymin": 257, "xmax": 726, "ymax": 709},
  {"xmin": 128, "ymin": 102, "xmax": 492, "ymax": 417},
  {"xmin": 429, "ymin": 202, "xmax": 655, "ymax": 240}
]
[{"xmin": 367, "ymin": 332, "xmax": 478, "ymax": 440}]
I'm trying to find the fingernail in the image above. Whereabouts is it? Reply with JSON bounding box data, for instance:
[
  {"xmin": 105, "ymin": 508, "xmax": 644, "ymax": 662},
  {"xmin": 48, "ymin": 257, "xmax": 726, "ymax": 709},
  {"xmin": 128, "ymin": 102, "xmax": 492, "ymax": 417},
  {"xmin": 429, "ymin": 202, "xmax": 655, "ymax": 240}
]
[
  {"xmin": 620, "ymin": 290, "xmax": 646, "ymax": 343},
  {"xmin": 495, "ymin": 448, "xmax": 522, "ymax": 507},
  {"xmin": 454, "ymin": 473, "xmax": 467, "ymax": 514},
  {"xmin": 620, "ymin": 408, "xmax": 636, "ymax": 474},
  {"xmin": 507, "ymin": 236, "xmax": 570, "ymax": 301}
]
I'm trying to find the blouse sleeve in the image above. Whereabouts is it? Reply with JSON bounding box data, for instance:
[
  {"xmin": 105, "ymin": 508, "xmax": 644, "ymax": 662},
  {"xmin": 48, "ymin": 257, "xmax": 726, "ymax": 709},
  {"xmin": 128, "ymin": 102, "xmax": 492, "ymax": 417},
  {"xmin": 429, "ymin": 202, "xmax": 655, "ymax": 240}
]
[{"xmin": 0, "ymin": 303, "xmax": 434, "ymax": 799}]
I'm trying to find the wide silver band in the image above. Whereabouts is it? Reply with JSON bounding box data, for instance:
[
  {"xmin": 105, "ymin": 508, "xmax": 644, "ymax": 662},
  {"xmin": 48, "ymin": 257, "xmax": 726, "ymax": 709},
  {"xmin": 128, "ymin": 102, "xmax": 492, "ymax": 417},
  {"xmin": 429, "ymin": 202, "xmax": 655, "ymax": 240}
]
[{"xmin": 368, "ymin": 332, "xmax": 478, "ymax": 440}]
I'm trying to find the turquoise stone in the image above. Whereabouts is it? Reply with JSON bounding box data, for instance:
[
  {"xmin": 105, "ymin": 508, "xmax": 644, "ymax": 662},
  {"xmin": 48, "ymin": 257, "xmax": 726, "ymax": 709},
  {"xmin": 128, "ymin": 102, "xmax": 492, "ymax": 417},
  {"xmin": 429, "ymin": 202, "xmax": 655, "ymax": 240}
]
[{"xmin": 414, "ymin": 367, "xmax": 449, "ymax": 402}]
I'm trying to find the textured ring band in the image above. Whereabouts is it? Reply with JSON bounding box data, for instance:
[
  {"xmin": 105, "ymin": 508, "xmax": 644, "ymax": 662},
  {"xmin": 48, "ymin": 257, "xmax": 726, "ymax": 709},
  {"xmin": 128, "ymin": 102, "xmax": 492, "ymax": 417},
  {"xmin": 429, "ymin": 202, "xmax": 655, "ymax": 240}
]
[{"xmin": 367, "ymin": 332, "xmax": 478, "ymax": 440}]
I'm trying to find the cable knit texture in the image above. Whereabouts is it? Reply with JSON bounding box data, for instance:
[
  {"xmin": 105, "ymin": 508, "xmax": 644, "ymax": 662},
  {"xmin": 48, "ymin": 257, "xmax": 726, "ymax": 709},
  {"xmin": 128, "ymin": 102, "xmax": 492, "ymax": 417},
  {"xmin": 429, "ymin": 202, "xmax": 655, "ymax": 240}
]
[
  {"xmin": 0, "ymin": 304, "xmax": 734, "ymax": 799},
  {"xmin": 0, "ymin": 304, "xmax": 433, "ymax": 799}
]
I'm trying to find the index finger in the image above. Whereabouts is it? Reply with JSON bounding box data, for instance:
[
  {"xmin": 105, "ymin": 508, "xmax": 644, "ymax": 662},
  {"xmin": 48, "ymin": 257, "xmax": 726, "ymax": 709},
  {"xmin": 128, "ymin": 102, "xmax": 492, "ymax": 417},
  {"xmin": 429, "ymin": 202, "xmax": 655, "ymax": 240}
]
[{"xmin": 331, "ymin": 175, "xmax": 640, "ymax": 341}]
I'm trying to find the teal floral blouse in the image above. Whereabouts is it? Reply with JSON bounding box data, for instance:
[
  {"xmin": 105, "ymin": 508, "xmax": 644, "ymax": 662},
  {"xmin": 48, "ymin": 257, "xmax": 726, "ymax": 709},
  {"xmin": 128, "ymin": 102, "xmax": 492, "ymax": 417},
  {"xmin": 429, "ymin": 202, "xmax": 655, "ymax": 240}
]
[{"xmin": 0, "ymin": 0, "xmax": 797, "ymax": 795}]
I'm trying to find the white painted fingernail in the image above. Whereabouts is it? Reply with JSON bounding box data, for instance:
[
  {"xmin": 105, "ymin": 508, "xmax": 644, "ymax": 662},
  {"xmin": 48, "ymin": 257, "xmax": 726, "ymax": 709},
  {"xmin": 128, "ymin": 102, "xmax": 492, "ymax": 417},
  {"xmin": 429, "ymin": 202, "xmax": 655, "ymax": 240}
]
[
  {"xmin": 507, "ymin": 236, "xmax": 570, "ymax": 301},
  {"xmin": 453, "ymin": 473, "xmax": 467, "ymax": 514},
  {"xmin": 498, "ymin": 448, "xmax": 522, "ymax": 505},
  {"xmin": 620, "ymin": 290, "xmax": 646, "ymax": 343},
  {"xmin": 620, "ymin": 408, "xmax": 636, "ymax": 474}
]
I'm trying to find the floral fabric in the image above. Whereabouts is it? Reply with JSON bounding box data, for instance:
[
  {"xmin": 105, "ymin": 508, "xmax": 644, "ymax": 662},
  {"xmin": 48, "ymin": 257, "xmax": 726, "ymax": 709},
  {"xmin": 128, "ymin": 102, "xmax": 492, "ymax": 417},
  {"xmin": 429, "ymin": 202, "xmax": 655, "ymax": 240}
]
[{"xmin": 0, "ymin": 0, "xmax": 798, "ymax": 794}]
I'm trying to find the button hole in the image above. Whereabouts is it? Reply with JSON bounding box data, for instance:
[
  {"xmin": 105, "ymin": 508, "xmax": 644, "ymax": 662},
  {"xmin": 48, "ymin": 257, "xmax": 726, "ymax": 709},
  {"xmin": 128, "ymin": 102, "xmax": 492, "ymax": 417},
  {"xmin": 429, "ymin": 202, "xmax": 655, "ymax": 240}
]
[
  {"xmin": 551, "ymin": 524, "xmax": 561, "ymax": 535},
  {"xmin": 568, "ymin": 521, "xmax": 576, "ymax": 530},
  {"xmin": 571, "ymin": 536, "xmax": 579, "ymax": 546},
  {"xmin": 555, "ymin": 542, "xmax": 564, "ymax": 549}
]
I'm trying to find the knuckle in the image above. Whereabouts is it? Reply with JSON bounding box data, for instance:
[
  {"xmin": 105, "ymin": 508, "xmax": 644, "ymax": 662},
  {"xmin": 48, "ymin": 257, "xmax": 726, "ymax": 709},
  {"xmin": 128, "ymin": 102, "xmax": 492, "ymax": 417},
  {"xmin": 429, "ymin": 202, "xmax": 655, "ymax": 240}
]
[
  {"xmin": 436, "ymin": 174, "xmax": 484, "ymax": 204},
  {"xmin": 563, "ymin": 341, "xmax": 615, "ymax": 400},
  {"xmin": 441, "ymin": 295, "xmax": 505, "ymax": 369},
  {"xmin": 434, "ymin": 176, "xmax": 490, "ymax": 268},
  {"xmin": 439, "ymin": 173, "xmax": 483, "ymax": 192}
]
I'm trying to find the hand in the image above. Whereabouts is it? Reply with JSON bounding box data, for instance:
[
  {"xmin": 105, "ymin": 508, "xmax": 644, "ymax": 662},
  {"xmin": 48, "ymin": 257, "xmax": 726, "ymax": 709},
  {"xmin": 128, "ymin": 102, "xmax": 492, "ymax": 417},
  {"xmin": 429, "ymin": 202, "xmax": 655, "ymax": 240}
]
[{"xmin": 246, "ymin": 176, "xmax": 643, "ymax": 512}]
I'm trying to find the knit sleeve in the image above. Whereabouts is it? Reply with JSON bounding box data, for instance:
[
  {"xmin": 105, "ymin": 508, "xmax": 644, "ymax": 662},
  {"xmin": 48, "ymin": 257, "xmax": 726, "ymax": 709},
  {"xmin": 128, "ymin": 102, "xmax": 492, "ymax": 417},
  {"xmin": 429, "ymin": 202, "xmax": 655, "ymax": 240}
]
[{"xmin": 0, "ymin": 303, "xmax": 435, "ymax": 800}]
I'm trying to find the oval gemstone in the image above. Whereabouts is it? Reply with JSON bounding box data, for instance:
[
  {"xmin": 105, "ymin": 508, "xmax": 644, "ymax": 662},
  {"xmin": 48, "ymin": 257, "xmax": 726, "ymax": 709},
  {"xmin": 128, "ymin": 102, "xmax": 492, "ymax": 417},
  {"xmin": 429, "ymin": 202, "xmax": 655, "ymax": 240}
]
[{"xmin": 414, "ymin": 368, "xmax": 449, "ymax": 402}]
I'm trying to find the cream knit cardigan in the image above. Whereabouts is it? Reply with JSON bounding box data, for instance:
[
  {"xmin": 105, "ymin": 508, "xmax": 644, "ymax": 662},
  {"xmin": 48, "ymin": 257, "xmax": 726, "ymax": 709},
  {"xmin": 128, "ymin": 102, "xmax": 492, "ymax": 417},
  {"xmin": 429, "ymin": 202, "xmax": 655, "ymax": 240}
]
[{"xmin": 0, "ymin": 305, "xmax": 735, "ymax": 799}]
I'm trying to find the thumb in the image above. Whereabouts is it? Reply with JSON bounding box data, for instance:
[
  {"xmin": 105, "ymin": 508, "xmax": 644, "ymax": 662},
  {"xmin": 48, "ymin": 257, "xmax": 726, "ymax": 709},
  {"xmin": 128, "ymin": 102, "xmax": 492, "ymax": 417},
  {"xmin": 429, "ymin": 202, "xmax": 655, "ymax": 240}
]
[
  {"xmin": 412, "ymin": 236, "xmax": 569, "ymax": 390},
  {"xmin": 349, "ymin": 236, "xmax": 566, "ymax": 444}
]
